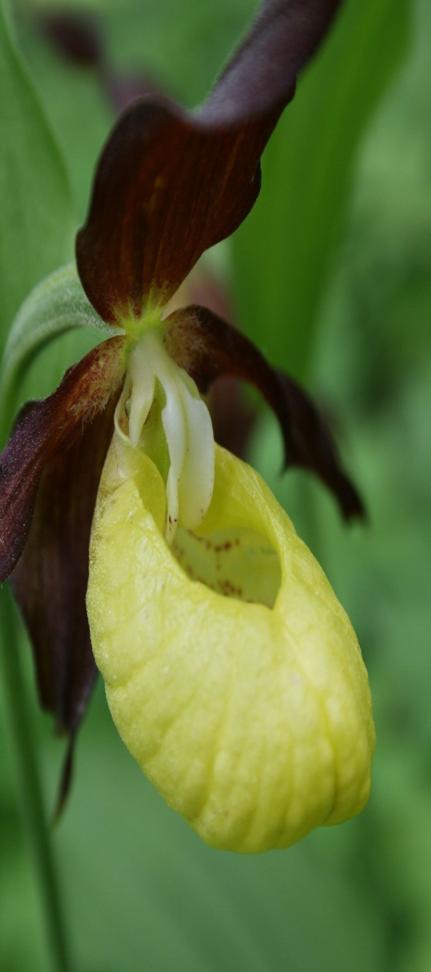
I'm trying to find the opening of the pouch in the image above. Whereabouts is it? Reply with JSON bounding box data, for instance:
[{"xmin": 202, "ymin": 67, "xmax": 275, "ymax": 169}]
[{"xmin": 172, "ymin": 526, "xmax": 281, "ymax": 608}]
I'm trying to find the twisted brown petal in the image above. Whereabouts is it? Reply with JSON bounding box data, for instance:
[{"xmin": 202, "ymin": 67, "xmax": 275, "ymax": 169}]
[
  {"xmin": 0, "ymin": 337, "xmax": 124, "ymax": 807},
  {"xmin": 76, "ymin": 1, "xmax": 341, "ymax": 322},
  {"xmin": 0, "ymin": 336, "xmax": 124, "ymax": 583},
  {"xmin": 11, "ymin": 394, "xmax": 118, "ymax": 737},
  {"xmin": 165, "ymin": 304, "xmax": 364, "ymax": 521}
]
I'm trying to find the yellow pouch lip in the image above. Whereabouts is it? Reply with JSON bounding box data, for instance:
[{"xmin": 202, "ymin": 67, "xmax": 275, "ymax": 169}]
[
  {"xmin": 88, "ymin": 436, "xmax": 375, "ymax": 853},
  {"xmin": 113, "ymin": 435, "xmax": 294, "ymax": 611}
]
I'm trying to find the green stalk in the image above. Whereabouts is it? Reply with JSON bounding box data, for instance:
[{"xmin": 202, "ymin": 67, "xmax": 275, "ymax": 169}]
[{"xmin": 0, "ymin": 587, "xmax": 72, "ymax": 972}]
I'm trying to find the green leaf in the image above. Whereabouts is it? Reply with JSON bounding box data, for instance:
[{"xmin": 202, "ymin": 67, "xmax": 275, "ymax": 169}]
[
  {"xmin": 231, "ymin": 0, "xmax": 412, "ymax": 379},
  {"xmin": 0, "ymin": 1, "xmax": 74, "ymax": 354}
]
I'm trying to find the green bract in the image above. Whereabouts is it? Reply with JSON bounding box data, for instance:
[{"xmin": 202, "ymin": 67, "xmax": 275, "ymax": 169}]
[{"xmin": 1, "ymin": 264, "xmax": 112, "ymax": 411}]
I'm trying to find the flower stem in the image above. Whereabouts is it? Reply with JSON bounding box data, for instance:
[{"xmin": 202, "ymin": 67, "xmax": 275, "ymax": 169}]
[{"xmin": 0, "ymin": 586, "xmax": 72, "ymax": 972}]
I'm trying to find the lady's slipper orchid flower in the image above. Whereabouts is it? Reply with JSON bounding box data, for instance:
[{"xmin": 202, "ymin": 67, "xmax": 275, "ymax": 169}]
[{"xmin": 0, "ymin": 0, "xmax": 374, "ymax": 849}]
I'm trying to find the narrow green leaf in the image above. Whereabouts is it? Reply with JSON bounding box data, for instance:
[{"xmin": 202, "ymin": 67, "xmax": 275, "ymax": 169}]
[
  {"xmin": 0, "ymin": 0, "xmax": 74, "ymax": 354},
  {"xmin": 231, "ymin": 0, "xmax": 412, "ymax": 379}
]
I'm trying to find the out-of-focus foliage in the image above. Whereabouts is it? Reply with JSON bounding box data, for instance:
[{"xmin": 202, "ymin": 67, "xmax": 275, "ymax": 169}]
[
  {"xmin": 232, "ymin": 0, "xmax": 412, "ymax": 379},
  {"xmin": 1, "ymin": 1, "xmax": 430, "ymax": 970},
  {"xmin": 249, "ymin": 3, "xmax": 431, "ymax": 970},
  {"xmin": 17, "ymin": 0, "xmax": 255, "ymax": 216},
  {"xmin": 0, "ymin": 0, "xmax": 73, "ymax": 356}
]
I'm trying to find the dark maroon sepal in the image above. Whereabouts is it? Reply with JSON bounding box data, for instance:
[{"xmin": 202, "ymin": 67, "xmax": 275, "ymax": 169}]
[
  {"xmin": 0, "ymin": 337, "xmax": 124, "ymax": 583},
  {"xmin": 165, "ymin": 304, "xmax": 364, "ymax": 521},
  {"xmin": 76, "ymin": 98, "xmax": 264, "ymax": 322},
  {"xmin": 11, "ymin": 392, "xmax": 118, "ymax": 736},
  {"xmin": 76, "ymin": 1, "xmax": 341, "ymax": 323}
]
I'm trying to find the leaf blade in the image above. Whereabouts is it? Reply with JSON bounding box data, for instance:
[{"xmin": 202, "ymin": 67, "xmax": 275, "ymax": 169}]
[
  {"xmin": 231, "ymin": 0, "xmax": 412, "ymax": 378},
  {"xmin": 0, "ymin": 1, "xmax": 74, "ymax": 353}
]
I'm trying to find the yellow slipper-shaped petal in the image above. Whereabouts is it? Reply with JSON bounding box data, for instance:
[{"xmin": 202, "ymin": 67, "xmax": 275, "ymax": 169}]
[{"xmin": 87, "ymin": 435, "xmax": 375, "ymax": 853}]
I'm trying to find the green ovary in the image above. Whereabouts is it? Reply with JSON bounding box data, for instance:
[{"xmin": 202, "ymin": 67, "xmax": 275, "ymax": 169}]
[{"xmin": 87, "ymin": 435, "xmax": 375, "ymax": 853}]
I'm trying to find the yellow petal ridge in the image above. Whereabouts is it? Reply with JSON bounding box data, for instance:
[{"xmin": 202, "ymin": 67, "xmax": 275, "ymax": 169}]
[{"xmin": 87, "ymin": 435, "xmax": 375, "ymax": 853}]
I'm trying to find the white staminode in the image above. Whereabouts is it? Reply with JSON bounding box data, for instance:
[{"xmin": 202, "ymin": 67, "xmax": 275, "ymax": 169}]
[{"xmin": 114, "ymin": 329, "xmax": 215, "ymax": 542}]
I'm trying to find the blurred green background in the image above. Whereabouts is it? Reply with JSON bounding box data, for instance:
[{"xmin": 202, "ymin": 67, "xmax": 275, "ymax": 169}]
[{"xmin": 1, "ymin": 0, "xmax": 430, "ymax": 969}]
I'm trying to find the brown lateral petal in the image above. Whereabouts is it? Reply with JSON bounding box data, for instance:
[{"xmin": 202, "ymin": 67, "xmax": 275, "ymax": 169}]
[
  {"xmin": 11, "ymin": 391, "xmax": 118, "ymax": 737},
  {"xmin": 76, "ymin": 1, "xmax": 341, "ymax": 323},
  {"xmin": 209, "ymin": 379, "xmax": 256, "ymax": 462},
  {"xmin": 0, "ymin": 336, "xmax": 124, "ymax": 583},
  {"xmin": 38, "ymin": 11, "xmax": 102, "ymax": 68},
  {"xmin": 165, "ymin": 304, "xmax": 364, "ymax": 521},
  {"xmin": 274, "ymin": 370, "xmax": 365, "ymax": 520},
  {"xmin": 39, "ymin": 9, "xmax": 163, "ymax": 115}
]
